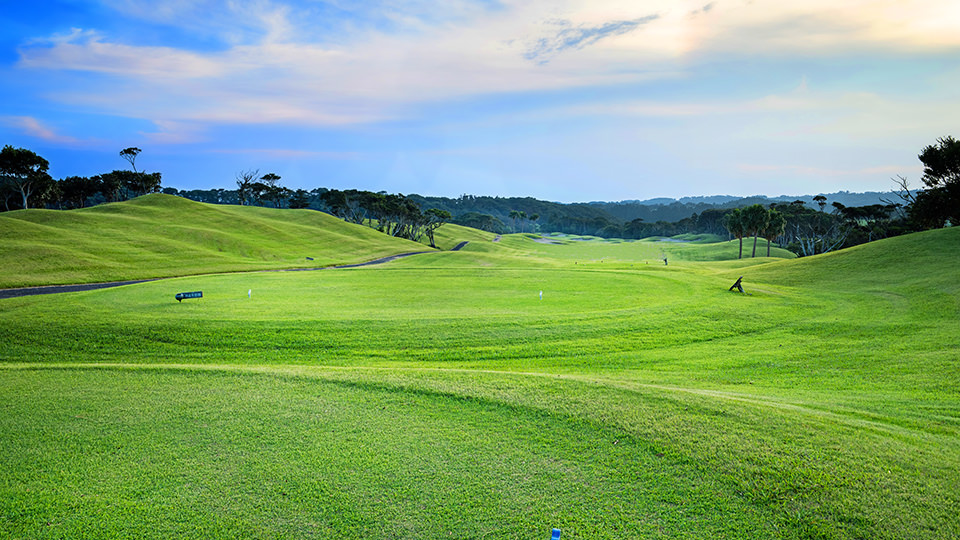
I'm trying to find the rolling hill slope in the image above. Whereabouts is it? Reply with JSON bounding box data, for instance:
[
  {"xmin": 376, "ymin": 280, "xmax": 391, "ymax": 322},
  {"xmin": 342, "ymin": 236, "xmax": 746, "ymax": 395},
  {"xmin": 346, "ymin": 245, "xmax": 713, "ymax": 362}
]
[
  {"xmin": 0, "ymin": 194, "xmax": 429, "ymax": 288},
  {"xmin": 746, "ymin": 226, "xmax": 959, "ymax": 290}
]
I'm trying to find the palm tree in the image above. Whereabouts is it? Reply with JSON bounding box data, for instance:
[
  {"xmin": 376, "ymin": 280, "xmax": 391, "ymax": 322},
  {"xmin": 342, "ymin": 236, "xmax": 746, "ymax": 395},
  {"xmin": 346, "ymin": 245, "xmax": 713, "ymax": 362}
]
[
  {"xmin": 742, "ymin": 204, "xmax": 770, "ymax": 258},
  {"xmin": 764, "ymin": 209, "xmax": 787, "ymax": 256},
  {"xmin": 723, "ymin": 208, "xmax": 745, "ymax": 259}
]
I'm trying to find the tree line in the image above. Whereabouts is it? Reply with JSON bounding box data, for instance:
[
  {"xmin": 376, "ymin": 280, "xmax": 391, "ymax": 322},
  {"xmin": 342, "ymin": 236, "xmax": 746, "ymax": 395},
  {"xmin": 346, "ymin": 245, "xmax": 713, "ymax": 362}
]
[
  {"xmin": 316, "ymin": 189, "xmax": 451, "ymax": 248},
  {"xmin": 0, "ymin": 146, "xmax": 161, "ymax": 211}
]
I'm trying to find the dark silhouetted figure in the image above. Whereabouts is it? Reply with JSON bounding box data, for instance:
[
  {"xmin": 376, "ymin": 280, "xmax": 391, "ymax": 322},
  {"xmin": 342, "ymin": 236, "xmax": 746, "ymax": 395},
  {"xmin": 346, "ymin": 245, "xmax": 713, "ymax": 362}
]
[{"xmin": 729, "ymin": 276, "xmax": 744, "ymax": 293}]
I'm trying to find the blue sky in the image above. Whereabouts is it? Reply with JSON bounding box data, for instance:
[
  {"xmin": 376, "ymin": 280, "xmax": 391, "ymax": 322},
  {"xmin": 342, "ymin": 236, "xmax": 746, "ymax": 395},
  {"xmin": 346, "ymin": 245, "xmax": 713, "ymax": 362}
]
[{"xmin": 2, "ymin": 0, "xmax": 959, "ymax": 202}]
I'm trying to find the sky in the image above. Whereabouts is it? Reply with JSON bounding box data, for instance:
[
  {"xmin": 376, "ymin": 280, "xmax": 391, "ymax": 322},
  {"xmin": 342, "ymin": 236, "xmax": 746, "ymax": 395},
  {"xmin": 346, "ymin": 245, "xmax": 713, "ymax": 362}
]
[{"xmin": 2, "ymin": 0, "xmax": 959, "ymax": 203}]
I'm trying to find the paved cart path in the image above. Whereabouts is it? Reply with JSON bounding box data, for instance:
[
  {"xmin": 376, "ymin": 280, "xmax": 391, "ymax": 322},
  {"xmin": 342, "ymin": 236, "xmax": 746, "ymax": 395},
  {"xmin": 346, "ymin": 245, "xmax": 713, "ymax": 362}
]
[
  {"xmin": 0, "ymin": 242, "xmax": 471, "ymax": 299},
  {"xmin": 0, "ymin": 280, "xmax": 159, "ymax": 299}
]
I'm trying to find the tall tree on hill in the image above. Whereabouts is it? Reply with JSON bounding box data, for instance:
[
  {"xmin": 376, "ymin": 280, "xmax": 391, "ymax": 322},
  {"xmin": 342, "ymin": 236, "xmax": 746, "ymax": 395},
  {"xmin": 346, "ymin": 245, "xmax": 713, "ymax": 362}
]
[
  {"xmin": 95, "ymin": 171, "xmax": 122, "ymax": 202},
  {"xmin": 119, "ymin": 147, "xmax": 141, "ymax": 173},
  {"xmin": 0, "ymin": 145, "xmax": 54, "ymax": 210},
  {"xmin": 910, "ymin": 135, "xmax": 960, "ymax": 228},
  {"xmin": 113, "ymin": 147, "xmax": 160, "ymax": 198},
  {"xmin": 260, "ymin": 173, "xmax": 285, "ymax": 207},
  {"xmin": 423, "ymin": 208, "xmax": 452, "ymax": 248},
  {"xmin": 235, "ymin": 169, "xmax": 258, "ymax": 206},
  {"xmin": 122, "ymin": 170, "xmax": 160, "ymax": 198},
  {"xmin": 742, "ymin": 204, "xmax": 770, "ymax": 258},
  {"xmin": 248, "ymin": 181, "xmax": 271, "ymax": 206},
  {"xmin": 723, "ymin": 208, "xmax": 745, "ymax": 259},
  {"xmin": 0, "ymin": 178, "xmax": 19, "ymax": 211},
  {"xmin": 43, "ymin": 179, "xmax": 63, "ymax": 209},
  {"xmin": 920, "ymin": 135, "xmax": 960, "ymax": 188},
  {"xmin": 763, "ymin": 209, "xmax": 787, "ymax": 256}
]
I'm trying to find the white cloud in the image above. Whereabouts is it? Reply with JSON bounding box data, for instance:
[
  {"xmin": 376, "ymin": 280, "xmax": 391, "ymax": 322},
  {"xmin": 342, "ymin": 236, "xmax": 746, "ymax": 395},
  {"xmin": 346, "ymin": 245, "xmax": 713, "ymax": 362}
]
[
  {"xmin": 2, "ymin": 116, "xmax": 84, "ymax": 145},
  {"xmin": 20, "ymin": 32, "xmax": 229, "ymax": 79},
  {"xmin": 13, "ymin": 0, "xmax": 960, "ymax": 135}
]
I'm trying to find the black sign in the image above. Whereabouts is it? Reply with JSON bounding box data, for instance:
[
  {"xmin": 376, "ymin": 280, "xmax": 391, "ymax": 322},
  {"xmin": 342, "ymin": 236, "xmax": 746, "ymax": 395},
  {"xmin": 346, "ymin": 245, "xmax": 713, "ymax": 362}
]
[{"xmin": 175, "ymin": 291, "xmax": 202, "ymax": 302}]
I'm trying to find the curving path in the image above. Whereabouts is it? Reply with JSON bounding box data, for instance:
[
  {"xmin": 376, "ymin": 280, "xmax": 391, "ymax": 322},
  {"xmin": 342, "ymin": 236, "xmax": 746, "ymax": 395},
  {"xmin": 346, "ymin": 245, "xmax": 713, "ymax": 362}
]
[
  {"xmin": 0, "ymin": 242, "xmax": 470, "ymax": 299},
  {"xmin": 328, "ymin": 251, "xmax": 432, "ymax": 269},
  {"xmin": 0, "ymin": 280, "xmax": 158, "ymax": 300}
]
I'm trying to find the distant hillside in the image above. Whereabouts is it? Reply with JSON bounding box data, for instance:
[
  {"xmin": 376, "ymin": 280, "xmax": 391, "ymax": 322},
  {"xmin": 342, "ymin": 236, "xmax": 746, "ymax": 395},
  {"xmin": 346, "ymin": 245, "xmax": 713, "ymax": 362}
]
[
  {"xmin": 409, "ymin": 191, "xmax": 895, "ymax": 227},
  {"xmin": 590, "ymin": 191, "xmax": 896, "ymax": 222},
  {"xmin": 0, "ymin": 193, "xmax": 428, "ymax": 288},
  {"xmin": 406, "ymin": 194, "xmax": 616, "ymax": 235},
  {"xmin": 167, "ymin": 186, "xmax": 899, "ymax": 240}
]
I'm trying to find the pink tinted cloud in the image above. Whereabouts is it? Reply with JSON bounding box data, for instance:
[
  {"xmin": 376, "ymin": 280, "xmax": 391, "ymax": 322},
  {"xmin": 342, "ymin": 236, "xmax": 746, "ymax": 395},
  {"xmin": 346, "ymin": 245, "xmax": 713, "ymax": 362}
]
[{"xmin": 3, "ymin": 116, "xmax": 83, "ymax": 145}]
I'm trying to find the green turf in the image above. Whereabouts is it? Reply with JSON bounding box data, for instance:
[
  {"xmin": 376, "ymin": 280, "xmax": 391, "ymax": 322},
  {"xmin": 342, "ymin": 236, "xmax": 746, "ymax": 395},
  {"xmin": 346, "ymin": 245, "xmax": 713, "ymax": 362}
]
[
  {"xmin": 0, "ymin": 194, "xmax": 427, "ymax": 288},
  {"xmin": 1, "ymin": 198, "xmax": 958, "ymax": 539}
]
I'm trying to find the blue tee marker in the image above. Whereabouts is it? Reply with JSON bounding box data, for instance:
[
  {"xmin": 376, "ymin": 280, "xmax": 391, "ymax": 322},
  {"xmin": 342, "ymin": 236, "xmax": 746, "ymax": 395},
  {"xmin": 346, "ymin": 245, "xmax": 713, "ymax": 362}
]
[{"xmin": 551, "ymin": 528, "xmax": 561, "ymax": 539}]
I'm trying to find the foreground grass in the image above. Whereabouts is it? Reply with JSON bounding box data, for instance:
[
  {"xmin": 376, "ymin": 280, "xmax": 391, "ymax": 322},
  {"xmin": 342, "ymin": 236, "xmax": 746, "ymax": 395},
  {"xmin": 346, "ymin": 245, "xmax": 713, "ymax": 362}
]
[
  {"xmin": 0, "ymin": 200, "xmax": 957, "ymax": 539},
  {"xmin": 2, "ymin": 362, "xmax": 956, "ymax": 539},
  {"xmin": 2, "ymin": 367, "xmax": 788, "ymax": 539}
]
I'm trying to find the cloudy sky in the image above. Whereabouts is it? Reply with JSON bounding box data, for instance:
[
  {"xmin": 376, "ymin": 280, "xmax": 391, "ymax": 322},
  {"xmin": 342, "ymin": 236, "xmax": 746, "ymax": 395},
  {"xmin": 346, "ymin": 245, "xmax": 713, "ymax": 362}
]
[{"xmin": 2, "ymin": 1, "xmax": 958, "ymax": 202}]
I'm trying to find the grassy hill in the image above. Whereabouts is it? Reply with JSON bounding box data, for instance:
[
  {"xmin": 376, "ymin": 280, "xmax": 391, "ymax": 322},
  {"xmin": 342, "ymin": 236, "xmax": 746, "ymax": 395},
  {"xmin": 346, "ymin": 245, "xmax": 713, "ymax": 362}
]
[
  {"xmin": 0, "ymin": 194, "xmax": 428, "ymax": 288},
  {"xmin": 1, "ymin": 203, "xmax": 957, "ymax": 539}
]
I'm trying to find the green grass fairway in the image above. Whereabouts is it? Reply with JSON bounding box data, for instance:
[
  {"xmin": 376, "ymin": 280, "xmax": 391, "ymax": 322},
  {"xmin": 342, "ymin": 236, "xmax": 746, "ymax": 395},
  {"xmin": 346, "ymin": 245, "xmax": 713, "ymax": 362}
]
[{"xmin": 1, "ymin": 197, "xmax": 958, "ymax": 539}]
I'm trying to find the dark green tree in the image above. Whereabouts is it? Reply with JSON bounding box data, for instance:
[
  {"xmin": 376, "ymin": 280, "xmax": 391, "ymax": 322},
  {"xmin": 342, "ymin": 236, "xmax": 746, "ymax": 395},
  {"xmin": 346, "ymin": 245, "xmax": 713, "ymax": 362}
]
[
  {"xmin": 911, "ymin": 135, "xmax": 960, "ymax": 227},
  {"xmin": 508, "ymin": 210, "xmax": 521, "ymax": 232},
  {"xmin": 0, "ymin": 177, "xmax": 20, "ymax": 211},
  {"xmin": 248, "ymin": 181, "xmax": 270, "ymax": 206},
  {"xmin": 0, "ymin": 145, "xmax": 53, "ymax": 209},
  {"xmin": 125, "ymin": 171, "xmax": 161, "ymax": 197},
  {"xmin": 94, "ymin": 170, "xmax": 160, "ymax": 201},
  {"xmin": 235, "ymin": 169, "xmax": 259, "ymax": 206},
  {"xmin": 120, "ymin": 147, "xmax": 142, "ymax": 173},
  {"xmin": 723, "ymin": 208, "xmax": 745, "ymax": 259},
  {"xmin": 95, "ymin": 171, "xmax": 123, "ymax": 202},
  {"xmin": 742, "ymin": 204, "xmax": 770, "ymax": 258},
  {"xmin": 813, "ymin": 195, "xmax": 827, "ymax": 212},
  {"xmin": 453, "ymin": 212, "xmax": 506, "ymax": 233},
  {"xmin": 289, "ymin": 189, "xmax": 310, "ymax": 209},
  {"xmin": 260, "ymin": 173, "xmax": 285, "ymax": 207},
  {"xmin": 763, "ymin": 209, "xmax": 787, "ymax": 256},
  {"xmin": 919, "ymin": 135, "xmax": 960, "ymax": 188},
  {"xmin": 771, "ymin": 201, "xmax": 846, "ymax": 257},
  {"xmin": 423, "ymin": 208, "xmax": 452, "ymax": 248},
  {"xmin": 59, "ymin": 175, "xmax": 100, "ymax": 208}
]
